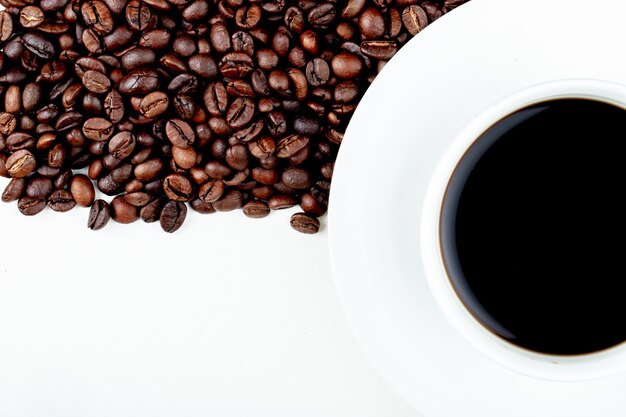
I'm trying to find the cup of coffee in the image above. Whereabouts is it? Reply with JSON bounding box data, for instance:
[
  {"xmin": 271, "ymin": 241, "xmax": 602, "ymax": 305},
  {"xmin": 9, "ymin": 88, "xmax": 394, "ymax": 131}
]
[{"xmin": 421, "ymin": 79, "xmax": 626, "ymax": 381}]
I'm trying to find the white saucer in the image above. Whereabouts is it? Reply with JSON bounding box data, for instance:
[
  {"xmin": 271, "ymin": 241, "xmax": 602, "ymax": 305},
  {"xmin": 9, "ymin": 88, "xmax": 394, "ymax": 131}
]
[{"xmin": 328, "ymin": 0, "xmax": 626, "ymax": 415}]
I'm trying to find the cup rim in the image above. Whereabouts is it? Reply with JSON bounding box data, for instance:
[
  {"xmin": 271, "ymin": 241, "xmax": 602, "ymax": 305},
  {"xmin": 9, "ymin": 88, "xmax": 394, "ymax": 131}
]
[{"xmin": 421, "ymin": 78, "xmax": 626, "ymax": 381}]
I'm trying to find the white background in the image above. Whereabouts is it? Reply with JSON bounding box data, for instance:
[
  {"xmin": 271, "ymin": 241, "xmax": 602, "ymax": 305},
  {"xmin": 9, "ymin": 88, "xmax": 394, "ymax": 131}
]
[{"xmin": 0, "ymin": 195, "xmax": 418, "ymax": 416}]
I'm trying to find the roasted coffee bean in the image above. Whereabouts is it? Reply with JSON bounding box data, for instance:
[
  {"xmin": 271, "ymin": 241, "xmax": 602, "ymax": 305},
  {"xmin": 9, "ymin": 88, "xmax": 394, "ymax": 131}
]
[
  {"xmin": 104, "ymin": 90, "xmax": 125, "ymax": 123},
  {"xmin": 121, "ymin": 47, "xmax": 157, "ymax": 70},
  {"xmin": 26, "ymin": 177, "xmax": 54, "ymax": 199},
  {"xmin": 219, "ymin": 52, "xmax": 254, "ymax": 78},
  {"xmin": 166, "ymin": 119, "xmax": 195, "ymax": 148},
  {"xmin": 159, "ymin": 200, "xmax": 187, "ymax": 232},
  {"xmin": 119, "ymin": 68, "xmax": 160, "ymax": 95},
  {"xmin": 22, "ymin": 31, "xmax": 56, "ymax": 59},
  {"xmin": 268, "ymin": 193, "xmax": 296, "ymax": 210},
  {"xmin": 290, "ymin": 212, "xmax": 320, "ymax": 234},
  {"xmin": 81, "ymin": 0, "xmax": 114, "ymax": 34},
  {"xmin": 48, "ymin": 143, "xmax": 66, "ymax": 168},
  {"xmin": 231, "ymin": 30, "xmax": 254, "ymax": 55},
  {"xmin": 140, "ymin": 198, "xmax": 162, "ymax": 222},
  {"xmin": 0, "ymin": 0, "xmax": 465, "ymax": 233},
  {"xmin": 243, "ymin": 200, "xmax": 270, "ymax": 218},
  {"xmin": 20, "ymin": 6, "xmax": 45, "ymax": 28},
  {"xmin": 331, "ymin": 52, "xmax": 362, "ymax": 79},
  {"xmin": 125, "ymin": 0, "xmax": 152, "ymax": 31},
  {"xmin": 2, "ymin": 178, "xmax": 26, "ymax": 203},
  {"xmin": 70, "ymin": 174, "xmax": 95, "ymax": 207},
  {"xmin": 48, "ymin": 189, "xmax": 76, "ymax": 212},
  {"xmin": 163, "ymin": 173, "xmax": 193, "ymax": 201},
  {"xmin": 402, "ymin": 5, "xmax": 428, "ymax": 35},
  {"xmin": 88, "ymin": 199, "xmax": 110, "ymax": 230},
  {"xmin": 0, "ymin": 10, "xmax": 13, "ymax": 41},
  {"xmin": 225, "ymin": 98, "xmax": 255, "ymax": 129},
  {"xmin": 110, "ymin": 195, "xmax": 138, "ymax": 223},
  {"xmin": 18, "ymin": 197, "xmax": 46, "ymax": 216},
  {"xmin": 140, "ymin": 91, "xmax": 169, "ymax": 118},
  {"xmin": 82, "ymin": 117, "xmax": 114, "ymax": 141},
  {"xmin": 108, "ymin": 131, "xmax": 136, "ymax": 160},
  {"xmin": 0, "ymin": 113, "xmax": 17, "ymax": 135},
  {"xmin": 6, "ymin": 150, "xmax": 36, "ymax": 178},
  {"xmin": 306, "ymin": 58, "xmax": 330, "ymax": 86},
  {"xmin": 213, "ymin": 189, "xmax": 242, "ymax": 212},
  {"xmin": 281, "ymin": 167, "xmax": 310, "ymax": 189},
  {"xmin": 360, "ymin": 40, "xmax": 398, "ymax": 60}
]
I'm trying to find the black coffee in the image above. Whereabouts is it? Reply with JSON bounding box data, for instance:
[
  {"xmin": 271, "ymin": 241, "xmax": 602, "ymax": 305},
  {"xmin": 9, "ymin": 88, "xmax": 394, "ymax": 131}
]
[{"xmin": 440, "ymin": 99, "xmax": 626, "ymax": 355}]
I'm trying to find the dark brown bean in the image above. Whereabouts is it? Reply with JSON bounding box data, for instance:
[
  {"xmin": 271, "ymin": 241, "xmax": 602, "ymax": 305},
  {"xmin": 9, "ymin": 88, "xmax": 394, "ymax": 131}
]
[
  {"xmin": 110, "ymin": 195, "xmax": 139, "ymax": 223},
  {"xmin": 88, "ymin": 199, "xmax": 111, "ymax": 230},
  {"xmin": 290, "ymin": 212, "xmax": 320, "ymax": 234},
  {"xmin": 70, "ymin": 174, "xmax": 95, "ymax": 207},
  {"xmin": 160, "ymin": 200, "xmax": 187, "ymax": 232}
]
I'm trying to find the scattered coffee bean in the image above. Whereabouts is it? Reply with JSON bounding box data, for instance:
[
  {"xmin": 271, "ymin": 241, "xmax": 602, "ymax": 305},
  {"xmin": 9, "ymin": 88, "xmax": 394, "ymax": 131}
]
[
  {"xmin": 160, "ymin": 200, "xmax": 187, "ymax": 232},
  {"xmin": 290, "ymin": 212, "xmax": 320, "ymax": 234},
  {"xmin": 88, "ymin": 199, "xmax": 111, "ymax": 230},
  {"xmin": 0, "ymin": 0, "xmax": 466, "ymax": 233}
]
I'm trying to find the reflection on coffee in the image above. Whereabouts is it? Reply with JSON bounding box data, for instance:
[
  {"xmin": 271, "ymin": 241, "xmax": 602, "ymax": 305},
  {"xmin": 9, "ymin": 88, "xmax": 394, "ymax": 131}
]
[{"xmin": 440, "ymin": 99, "xmax": 626, "ymax": 355}]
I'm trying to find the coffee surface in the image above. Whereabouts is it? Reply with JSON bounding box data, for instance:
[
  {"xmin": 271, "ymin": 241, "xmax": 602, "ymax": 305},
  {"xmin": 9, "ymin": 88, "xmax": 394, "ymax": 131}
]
[{"xmin": 441, "ymin": 99, "xmax": 626, "ymax": 355}]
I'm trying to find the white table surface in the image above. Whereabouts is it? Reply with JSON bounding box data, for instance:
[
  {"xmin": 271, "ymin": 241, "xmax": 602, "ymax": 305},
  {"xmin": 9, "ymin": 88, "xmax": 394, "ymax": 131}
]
[{"xmin": 0, "ymin": 192, "xmax": 419, "ymax": 417}]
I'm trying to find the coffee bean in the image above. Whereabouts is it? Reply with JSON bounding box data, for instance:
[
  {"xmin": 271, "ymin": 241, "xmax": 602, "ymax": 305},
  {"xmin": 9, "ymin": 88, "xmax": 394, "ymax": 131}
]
[
  {"xmin": 281, "ymin": 167, "xmax": 311, "ymax": 189},
  {"xmin": 82, "ymin": 117, "xmax": 114, "ymax": 141},
  {"xmin": 2, "ymin": 178, "xmax": 26, "ymax": 203},
  {"xmin": 203, "ymin": 82, "xmax": 229, "ymax": 117},
  {"xmin": 231, "ymin": 30, "xmax": 254, "ymax": 56},
  {"xmin": 213, "ymin": 189, "xmax": 242, "ymax": 212},
  {"xmin": 0, "ymin": 10, "xmax": 13, "ymax": 41},
  {"xmin": 48, "ymin": 189, "xmax": 76, "ymax": 212},
  {"xmin": 359, "ymin": 7, "xmax": 385, "ymax": 39},
  {"xmin": 219, "ymin": 52, "xmax": 254, "ymax": 78},
  {"xmin": 18, "ymin": 197, "xmax": 46, "ymax": 216},
  {"xmin": 119, "ymin": 68, "xmax": 160, "ymax": 95},
  {"xmin": 276, "ymin": 134, "xmax": 309, "ymax": 158},
  {"xmin": 81, "ymin": 0, "xmax": 114, "ymax": 34},
  {"xmin": 163, "ymin": 173, "xmax": 194, "ymax": 201},
  {"xmin": 243, "ymin": 200, "xmax": 270, "ymax": 218},
  {"xmin": 360, "ymin": 40, "xmax": 398, "ymax": 60},
  {"xmin": 308, "ymin": 2, "xmax": 336, "ymax": 27},
  {"xmin": 402, "ymin": 5, "xmax": 428, "ymax": 36},
  {"xmin": 134, "ymin": 158, "xmax": 163, "ymax": 181},
  {"xmin": 160, "ymin": 200, "xmax": 187, "ymax": 232},
  {"xmin": 26, "ymin": 177, "xmax": 54, "ymax": 199},
  {"xmin": 140, "ymin": 91, "xmax": 169, "ymax": 118},
  {"xmin": 110, "ymin": 195, "xmax": 139, "ymax": 223},
  {"xmin": 107, "ymin": 131, "xmax": 135, "ymax": 160},
  {"xmin": 166, "ymin": 119, "xmax": 195, "ymax": 148},
  {"xmin": 268, "ymin": 193, "xmax": 296, "ymax": 210},
  {"xmin": 290, "ymin": 212, "xmax": 320, "ymax": 234},
  {"xmin": 104, "ymin": 90, "xmax": 125, "ymax": 123},
  {"xmin": 82, "ymin": 70, "xmax": 111, "ymax": 94},
  {"xmin": 88, "ymin": 199, "xmax": 111, "ymax": 230},
  {"xmin": 305, "ymin": 58, "xmax": 330, "ymax": 86},
  {"xmin": 0, "ymin": 113, "xmax": 17, "ymax": 135},
  {"xmin": 22, "ymin": 31, "xmax": 56, "ymax": 59},
  {"xmin": 225, "ymin": 98, "xmax": 255, "ymax": 129},
  {"xmin": 20, "ymin": 6, "xmax": 45, "ymax": 28},
  {"xmin": 331, "ymin": 52, "xmax": 362, "ymax": 79},
  {"xmin": 342, "ymin": 0, "xmax": 366, "ymax": 18},
  {"xmin": 139, "ymin": 28, "xmax": 171, "ymax": 48},
  {"xmin": 140, "ymin": 198, "xmax": 162, "ymax": 222},
  {"xmin": 211, "ymin": 21, "xmax": 231, "ymax": 52},
  {"xmin": 48, "ymin": 143, "xmax": 66, "ymax": 168},
  {"xmin": 55, "ymin": 111, "xmax": 83, "ymax": 132},
  {"xmin": 6, "ymin": 150, "xmax": 36, "ymax": 178},
  {"xmin": 70, "ymin": 174, "xmax": 95, "ymax": 207},
  {"xmin": 125, "ymin": 0, "xmax": 152, "ymax": 31},
  {"xmin": 235, "ymin": 3, "xmax": 262, "ymax": 29},
  {"xmin": 121, "ymin": 47, "xmax": 157, "ymax": 71}
]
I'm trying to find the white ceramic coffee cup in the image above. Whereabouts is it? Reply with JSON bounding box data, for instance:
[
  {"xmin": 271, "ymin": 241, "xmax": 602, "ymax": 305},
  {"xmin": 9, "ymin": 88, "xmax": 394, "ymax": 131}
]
[{"xmin": 421, "ymin": 79, "xmax": 626, "ymax": 382}]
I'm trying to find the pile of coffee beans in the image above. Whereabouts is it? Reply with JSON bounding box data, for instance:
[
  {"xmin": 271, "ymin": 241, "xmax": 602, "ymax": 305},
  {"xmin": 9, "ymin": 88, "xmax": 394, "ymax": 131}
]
[{"xmin": 0, "ymin": 0, "xmax": 466, "ymax": 234}]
